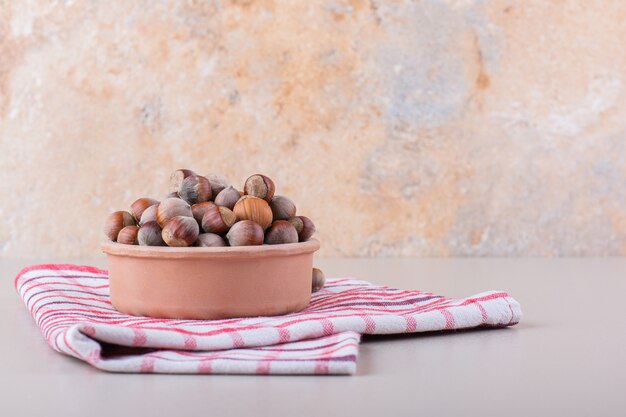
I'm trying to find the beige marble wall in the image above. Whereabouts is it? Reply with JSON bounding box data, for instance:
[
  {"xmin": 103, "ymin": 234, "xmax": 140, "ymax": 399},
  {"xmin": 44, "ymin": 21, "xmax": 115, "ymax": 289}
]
[{"xmin": 1, "ymin": 0, "xmax": 626, "ymax": 258}]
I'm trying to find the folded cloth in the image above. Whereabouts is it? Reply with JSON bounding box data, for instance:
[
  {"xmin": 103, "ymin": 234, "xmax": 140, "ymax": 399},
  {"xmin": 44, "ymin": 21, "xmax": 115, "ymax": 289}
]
[{"xmin": 15, "ymin": 264, "xmax": 522, "ymax": 375}]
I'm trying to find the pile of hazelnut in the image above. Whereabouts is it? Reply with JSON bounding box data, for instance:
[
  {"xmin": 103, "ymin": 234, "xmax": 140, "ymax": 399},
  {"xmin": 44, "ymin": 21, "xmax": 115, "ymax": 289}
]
[{"xmin": 104, "ymin": 170, "xmax": 316, "ymax": 248}]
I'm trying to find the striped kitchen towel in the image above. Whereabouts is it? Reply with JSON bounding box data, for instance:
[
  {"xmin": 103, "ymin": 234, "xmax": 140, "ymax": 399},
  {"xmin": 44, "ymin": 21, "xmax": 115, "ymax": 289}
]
[{"xmin": 15, "ymin": 264, "xmax": 522, "ymax": 375}]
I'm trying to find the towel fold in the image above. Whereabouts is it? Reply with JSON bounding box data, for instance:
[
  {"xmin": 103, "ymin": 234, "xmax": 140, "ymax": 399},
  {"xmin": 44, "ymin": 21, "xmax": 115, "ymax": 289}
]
[{"xmin": 15, "ymin": 264, "xmax": 522, "ymax": 375}]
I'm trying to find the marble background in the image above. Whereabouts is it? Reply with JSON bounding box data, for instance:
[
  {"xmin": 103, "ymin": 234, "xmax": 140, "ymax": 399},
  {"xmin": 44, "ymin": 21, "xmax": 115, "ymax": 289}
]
[{"xmin": 1, "ymin": 0, "xmax": 626, "ymax": 258}]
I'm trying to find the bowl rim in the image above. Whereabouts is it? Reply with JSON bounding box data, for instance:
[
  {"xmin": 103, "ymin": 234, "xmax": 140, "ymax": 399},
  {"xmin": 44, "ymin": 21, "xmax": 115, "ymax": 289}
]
[{"xmin": 102, "ymin": 238, "xmax": 320, "ymax": 259}]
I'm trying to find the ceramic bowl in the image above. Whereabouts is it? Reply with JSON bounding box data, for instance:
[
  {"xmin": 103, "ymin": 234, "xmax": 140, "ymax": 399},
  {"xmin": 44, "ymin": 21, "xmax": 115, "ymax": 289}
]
[{"xmin": 101, "ymin": 239, "xmax": 320, "ymax": 320}]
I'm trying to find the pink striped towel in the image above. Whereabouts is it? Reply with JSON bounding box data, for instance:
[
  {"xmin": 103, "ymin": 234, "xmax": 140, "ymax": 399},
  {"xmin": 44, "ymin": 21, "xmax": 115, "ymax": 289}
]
[{"xmin": 15, "ymin": 264, "xmax": 522, "ymax": 375}]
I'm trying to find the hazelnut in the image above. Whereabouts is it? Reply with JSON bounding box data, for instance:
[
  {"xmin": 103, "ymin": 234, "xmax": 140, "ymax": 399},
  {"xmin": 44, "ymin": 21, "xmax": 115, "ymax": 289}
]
[
  {"xmin": 117, "ymin": 225, "xmax": 139, "ymax": 245},
  {"xmin": 244, "ymin": 174, "xmax": 275, "ymax": 202},
  {"xmin": 169, "ymin": 168, "xmax": 197, "ymax": 193},
  {"xmin": 226, "ymin": 220, "xmax": 264, "ymax": 246},
  {"xmin": 287, "ymin": 216, "xmax": 316, "ymax": 242},
  {"xmin": 178, "ymin": 175, "xmax": 211, "ymax": 204},
  {"xmin": 104, "ymin": 211, "xmax": 136, "ymax": 241},
  {"xmin": 265, "ymin": 220, "xmax": 298, "ymax": 245},
  {"xmin": 104, "ymin": 171, "xmax": 318, "ymax": 251},
  {"xmin": 161, "ymin": 216, "xmax": 199, "ymax": 247},
  {"xmin": 139, "ymin": 204, "xmax": 158, "ymax": 226},
  {"xmin": 130, "ymin": 197, "xmax": 159, "ymax": 222},
  {"xmin": 191, "ymin": 202, "xmax": 217, "ymax": 226},
  {"xmin": 156, "ymin": 198, "xmax": 193, "ymax": 227},
  {"xmin": 269, "ymin": 195, "xmax": 296, "ymax": 220},
  {"xmin": 201, "ymin": 205, "xmax": 236, "ymax": 234},
  {"xmin": 214, "ymin": 186, "xmax": 240, "ymax": 210},
  {"xmin": 312, "ymin": 268, "xmax": 325, "ymax": 292},
  {"xmin": 195, "ymin": 233, "xmax": 227, "ymax": 247},
  {"xmin": 138, "ymin": 221, "xmax": 165, "ymax": 246},
  {"xmin": 233, "ymin": 195, "xmax": 273, "ymax": 229},
  {"xmin": 205, "ymin": 173, "xmax": 230, "ymax": 197}
]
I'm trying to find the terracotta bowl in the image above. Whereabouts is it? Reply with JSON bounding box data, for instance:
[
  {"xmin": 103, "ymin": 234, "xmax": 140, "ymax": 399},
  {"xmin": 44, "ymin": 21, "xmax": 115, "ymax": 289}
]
[{"xmin": 101, "ymin": 239, "xmax": 320, "ymax": 320}]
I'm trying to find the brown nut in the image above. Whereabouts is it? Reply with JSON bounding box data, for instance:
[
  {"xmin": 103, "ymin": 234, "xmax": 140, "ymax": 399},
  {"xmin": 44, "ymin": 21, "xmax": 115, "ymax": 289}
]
[
  {"xmin": 130, "ymin": 197, "xmax": 159, "ymax": 222},
  {"xmin": 164, "ymin": 191, "xmax": 180, "ymax": 199},
  {"xmin": 312, "ymin": 268, "xmax": 325, "ymax": 292},
  {"xmin": 139, "ymin": 204, "xmax": 158, "ymax": 226},
  {"xmin": 104, "ymin": 211, "xmax": 136, "ymax": 241},
  {"xmin": 226, "ymin": 220, "xmax": 264, "ymax": 246},
  {"xmin": 178, "ymin": 175, "xmax": 211, "ymax": 204},
  {"xmin": 265, "ymin": 220, "xmax": 298, "ymax": 245},
  {"xmin": 233, "ymin": 195, "xmax": 273, "ymax": 229},
  {"xmin": 205, "ymin": 173, "xmax": 230, "ymax": 197},
  {"xmin": 169, "ymin": 168, "xmax": 197, "ymax": 193},
  {"xmin": 191, "ymin": 202, "xmax": 217, "ymax": 227},
  {"xmin": 201, "ymin": 205, "xmax": 236, "ymax": 234},
  {"xmin": 156, "ymin": 198, "xmax": 193, "ymax": 227},
  {"xmin": 162, "ymin": 216, "xmax": 199, "ymax": 247},
  {"xmin": 117, "ymin": 225, "xmax": 140, "ymax": 245},
  {"xmin": 214, "ymin": 186, "xmax": 240, "ymax": 210},
  {"xmin": 244, "ymin": 174, "xmax": 275, "ymax": 202},
  {"xmin": 287, "ymin": 216, "xmax": 316, "ymax": 242},
  {"xmin": 195, "ymin": 233, "xmax": 227, "ymax": 247},
  {"xmin": 269, "ymin": 195, "xmax": 296, "ymax": 220},
  {"xmin": 138, "ymin": 221, "xmax": 165, "ymax": 246}
]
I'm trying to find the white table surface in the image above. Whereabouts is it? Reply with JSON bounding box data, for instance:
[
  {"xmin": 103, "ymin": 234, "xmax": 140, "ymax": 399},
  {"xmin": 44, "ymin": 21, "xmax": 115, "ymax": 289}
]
[{"xmin": 1, "ymin": 258, "xmax": 625, "ymax": 416}]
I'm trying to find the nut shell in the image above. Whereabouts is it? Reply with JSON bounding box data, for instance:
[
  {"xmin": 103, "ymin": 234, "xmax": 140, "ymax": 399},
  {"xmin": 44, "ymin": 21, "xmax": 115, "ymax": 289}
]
[
  {"xmin": 214, "ymin": 186, "xmax": 240, "ymax": 210},
  {"xmin": 269, "ymin": 195, "xmax": 296, "ymax": 220},
  {"xmin": 117, "ymin": 225, "xmax": 140, "ymax": 245},
  {"xmin": 244, "ymin": 174, "xmax": 275, "ymax": 202},
  {"xmin": 191, "ymin": 202, "xmax": 217, "ymax": 226},
  {"xmin": 169, "ymin": 169, "xmax": 197, "ymax": 193},
  {"xmin": 265, "ymin": 220, "xmax": 299, "ymax": 245},
  {"xmin": 287, "ymin": 216, "xmax": 316, "ymax": 242},
  {"xmin": 156, "ymin": 198, "xmax": 193, "ymax": 227},
  {"xmin": 138, "ymin": 221, "xmax": 165, "ymax": 246},
  {"xmin": 226, "ymin": 220, "xmax": 264, "ymax": 246},
  {"xmin": 312, "ymin": 268, "xmax": 325, "ymax": 292},
  {"xmin": 178, "ymin": 175, "xmax": 211, "ymax": 204},
  {"xmin": 130, "ymin": 197, "xmax": 159, "ymax": 222},
  {"xmin": 139, "ymin": 204, "xmax": 158, "ymax": 226},
  {"xmin": 195, "ymin": 233, "xmax": 227, "ymax": 247},
  {"xmin": 205, "ymin": 173, "xmax": 230, "ymax": 197},
  {"xmin": 104, "ymin": 211, "xmax": 136, "ymax": 241},
  {"xmin": 233, "ymin": 195, "xmax": 273, "ymax": 229},
  {"xmin": 161, "ymin": 216, "xmax": 199, "ymax": 247},
  {"xmin": 201, "ymin": 206, "xmax": 237, "ymax": 234}
]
